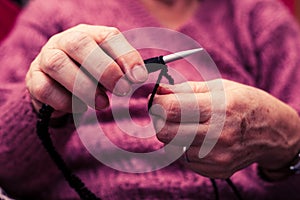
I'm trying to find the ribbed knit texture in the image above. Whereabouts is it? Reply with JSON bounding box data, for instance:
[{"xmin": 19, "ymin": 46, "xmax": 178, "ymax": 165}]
[{"xmin": 1, "ymin": 0, "xmax": 300, "ymax": 199}]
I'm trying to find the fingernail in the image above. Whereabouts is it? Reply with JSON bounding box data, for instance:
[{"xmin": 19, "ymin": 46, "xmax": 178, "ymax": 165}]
[
  {"xmin": 131, "ymin": 65, "xmax": 148, "ymax": 82},
  {"xmin": 114, "ymin": 77, "xmax": 131, "ymax": 96},
  {"xmin": 95, "ymin": 94, "xmax": 109, "ymax": 110}
]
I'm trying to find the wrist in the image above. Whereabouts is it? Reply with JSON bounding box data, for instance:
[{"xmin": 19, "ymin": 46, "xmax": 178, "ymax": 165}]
[{"xmin": 245, "ymin": 88, "xmax": 300, "ymax": 179}]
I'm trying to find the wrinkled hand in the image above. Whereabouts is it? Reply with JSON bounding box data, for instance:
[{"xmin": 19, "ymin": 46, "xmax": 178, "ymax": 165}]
[
  {"xmin": 26, "ymin": 24, "xmax": 148, "ymax": 117},
  {"xmin": 151, "ymin": 79, "xmax": 300, "ymax": 179}
]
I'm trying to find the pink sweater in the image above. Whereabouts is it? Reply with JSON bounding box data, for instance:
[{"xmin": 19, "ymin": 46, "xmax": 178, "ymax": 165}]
[{"xmin": 1, "ymin": 0, "xmax": 300, "ymax": 199}]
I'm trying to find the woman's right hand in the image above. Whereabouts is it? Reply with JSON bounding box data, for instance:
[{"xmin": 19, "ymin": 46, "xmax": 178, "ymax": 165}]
[{"xmin": 26, "ymin": 24, "xmax": 148, "ymax": 117}]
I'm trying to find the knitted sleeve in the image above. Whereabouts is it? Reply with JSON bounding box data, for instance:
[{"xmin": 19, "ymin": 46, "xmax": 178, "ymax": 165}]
[
  {"xmin": 249, "ymin": 0, "xmax": 300, "ymax": 114},
  {"xmin": 0, "ymin": 0, "xmax": 75, "ymax": 197}
]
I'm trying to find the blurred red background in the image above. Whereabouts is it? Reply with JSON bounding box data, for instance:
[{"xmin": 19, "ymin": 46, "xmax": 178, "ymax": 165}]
[
  {"xmin": 282, "ymin": 0, "xmax": 295, "ymax": 12},
  {"xmin": 0, "ymin": 0, "xmax": 20, "ymax": 42},
  {"xmin": 0, "ymin": 0, "xmax": 299, "ymax": 42}
]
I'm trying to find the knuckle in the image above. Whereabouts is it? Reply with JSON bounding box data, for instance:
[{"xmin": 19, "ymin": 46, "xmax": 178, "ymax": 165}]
[
  {"xmin": 75, "ymin": 24, "xmax": 88, "ymax": 30},
  {"xmin": 53, "ymin": 97, "xmax": 71, "ymax": 111},
  {"xmin": 41, "ymin": 50, "xmax": 68, "ymax": 73},
  {"xmin": 102, "ymin": 27, "xmax": 122, "ymax": 41},
  {"xmin": 106, "ymin": 27, "xmax": 121, "ymax": 37},
  {"xmin": 166, "ymin": 99, "xmax": 180, "ymax": 120},
  {"xmin": 32, "ymin": 80, "xmax": 53, "ymax": 102},
  {"xmin": 48, "ymin": 33, "xmax": 61, "ymax": 44},
  {"xmin": 215, "ymin": 155, "xmax": 231, "ymax": 167},
  {"xmin": 63, "ymin": 31, "xmax": 91, "ymax": 55}
]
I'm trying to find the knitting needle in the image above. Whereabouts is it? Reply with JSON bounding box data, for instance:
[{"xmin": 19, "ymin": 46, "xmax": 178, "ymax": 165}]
[{"xmin": 144, "ymin": 48, "xmax": 204, "ymax": 73}]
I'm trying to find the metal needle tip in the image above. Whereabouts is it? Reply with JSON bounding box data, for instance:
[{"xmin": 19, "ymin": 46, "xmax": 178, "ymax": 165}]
[{"xmin": 162, "ymin": 48, "xmax": 204, "ymax": 64}]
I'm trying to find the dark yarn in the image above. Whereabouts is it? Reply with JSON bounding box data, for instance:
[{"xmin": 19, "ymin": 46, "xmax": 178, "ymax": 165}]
[
  {"xmin": 35, "ymin": 64, "xmax": 174, "ymax": 200},
  {"xmin": 210, "ymin": 178, "xmax": 219, "ymax": 200},
  {"xmin": 148, "ymin": 65, "xmax": 174, "ymax": 110},
  {"xmin": 37, "ymin": 104, "xmax": 101, "ymax": 200},
  {"xmin": 226, "ymin": 178, "xmax": 243, "ymax": 200},
  {"xmin": 36, "ymin": 64, "xmax": 242, "ymax": 200}
]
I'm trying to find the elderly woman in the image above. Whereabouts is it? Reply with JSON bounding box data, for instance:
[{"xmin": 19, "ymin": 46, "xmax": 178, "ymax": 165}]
[{"xmin": 0, "ymin": 0, "xmax": 300, "ymax": 199}]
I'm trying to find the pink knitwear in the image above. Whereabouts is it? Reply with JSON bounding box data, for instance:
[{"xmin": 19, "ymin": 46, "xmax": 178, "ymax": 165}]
[{"xmin": 1, "ymin": 0, "xmax": 300, "ymax": 199}]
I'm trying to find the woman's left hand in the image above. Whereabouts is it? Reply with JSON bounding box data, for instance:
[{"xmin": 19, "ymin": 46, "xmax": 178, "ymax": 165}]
[{"xmin": 150, "ymin": 79, "xmax": 300, "ymax": 179}]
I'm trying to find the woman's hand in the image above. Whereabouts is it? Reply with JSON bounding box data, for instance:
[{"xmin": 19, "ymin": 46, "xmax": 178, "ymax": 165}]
[
  {"xmin": 151, "ymin": 79, "xmax": 300, "ymax": 179},
  {"xmin": 26, "ymin": 24, "xmax": 148, "ymax": 117}
]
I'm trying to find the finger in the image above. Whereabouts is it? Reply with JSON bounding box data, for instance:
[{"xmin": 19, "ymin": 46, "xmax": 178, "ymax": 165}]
[
  {"xmin": 183, "ymin": 154, "xmax": 252, "ymax": 179},
  {"xmin": 153, "ymin": 117, "xmax": 209, "ymax": 146},
  {"xmin": 48, "ymin": 27, "xmax": 131, "ymax": 96},
  {"xmin": 189, "ymin": 146, "xmax": 253, "ymax": 172},
  {"xmin": 157, "ymin": 79, "xmax": 225, "ymax": 94},
  {"xmin": 27, "ymin": 69, "xmax": 87, "ymax": 113},
  {"xmin": 150, "ymin": 93, "xmax": 211, "ymax": 123},
  {"xmin": 99, "ymin": 33, "xmax": 148, "ymax": 83},
  {"xmin": 38, "ymin": 49, "xmax": 109, "ymax": 110},
  {"xmin": 183, "ymin": 162, "xmax": 234, "ymax": 179},
  {"xmin": 157, "ymin": 81, "xmax": 209, "ymax": 94},
  {"xmin": 70, "ymin": 25, "xmax": 147, "ymax": 83},
  {"xmin": 182, "ymin": 146, "xmax": 220, "ymax": 164}
]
